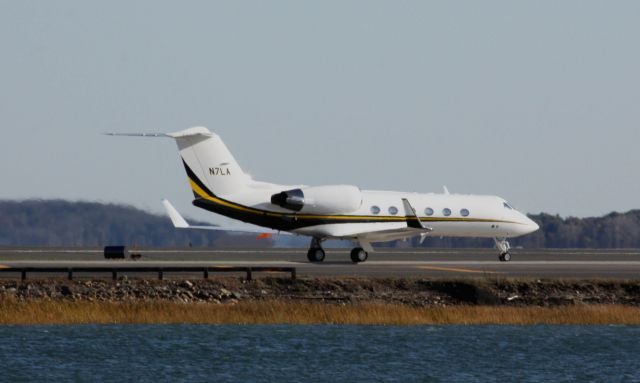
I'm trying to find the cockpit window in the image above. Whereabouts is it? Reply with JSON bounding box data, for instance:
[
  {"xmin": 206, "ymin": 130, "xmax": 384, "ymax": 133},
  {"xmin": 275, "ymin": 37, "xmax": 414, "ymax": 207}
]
[{"xmin": 503, "ymin": 202, "xmax": 513, "ymax": 210}]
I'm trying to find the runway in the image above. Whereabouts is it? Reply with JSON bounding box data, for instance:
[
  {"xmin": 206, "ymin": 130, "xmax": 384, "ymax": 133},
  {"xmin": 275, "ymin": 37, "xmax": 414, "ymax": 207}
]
[{"xmin": 1, "ymin": 248, "xmax": 640, "ymax": 279}]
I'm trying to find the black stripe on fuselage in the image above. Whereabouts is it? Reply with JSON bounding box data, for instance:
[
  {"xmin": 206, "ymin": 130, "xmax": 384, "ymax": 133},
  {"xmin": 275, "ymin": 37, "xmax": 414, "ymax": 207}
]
[
  {"xmin": 181, "ymin": 159, "xmax": 513, "ymax": 231},
  {"xmin": 192, "ymin": 198, "xmax": 406, "ymax": 231},
  {"xmin": 182, "ymin": 159, "xmax": 214, "ymax": 199}
]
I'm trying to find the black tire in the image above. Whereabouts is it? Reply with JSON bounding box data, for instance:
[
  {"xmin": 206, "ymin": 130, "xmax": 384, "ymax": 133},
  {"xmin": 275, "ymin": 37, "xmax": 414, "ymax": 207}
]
[
  {"xmin": 503, "ymin": 252, "xmax": 511, "ymax": 262},
  {"xmin": 350, "ymin": 247, "xmax": 368, "ymax": 263},
  {"xmin": 307, "ymin": 247, "xmax": 325, "ymax": 263},
  {"xmin": 498, "ymin": 254, "xmax": 505, "ymax": 262}
]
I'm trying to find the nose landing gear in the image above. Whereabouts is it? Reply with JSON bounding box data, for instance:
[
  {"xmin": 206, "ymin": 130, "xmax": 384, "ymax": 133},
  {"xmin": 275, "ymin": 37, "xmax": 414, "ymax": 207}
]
[{"xmin": 494, "ymin": 238, "xmax": 511, "ymax": 262}]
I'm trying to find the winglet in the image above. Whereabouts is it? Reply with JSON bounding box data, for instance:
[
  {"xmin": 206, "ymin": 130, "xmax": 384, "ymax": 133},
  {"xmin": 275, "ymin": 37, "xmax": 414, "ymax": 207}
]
[
  {"xmin": 402, "ymin": 198, "xmax": 432, "ymax": 231},
  {"xmin": 162, "ymin": 199, "xmax": 190, "ymax": 228}
]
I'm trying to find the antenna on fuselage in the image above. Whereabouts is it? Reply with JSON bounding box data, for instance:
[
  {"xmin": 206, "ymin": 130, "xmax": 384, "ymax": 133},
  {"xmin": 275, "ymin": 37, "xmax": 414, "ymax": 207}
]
[{"xmin": 443, "ymin": 186, "xmax": 450, "ymax": 195}]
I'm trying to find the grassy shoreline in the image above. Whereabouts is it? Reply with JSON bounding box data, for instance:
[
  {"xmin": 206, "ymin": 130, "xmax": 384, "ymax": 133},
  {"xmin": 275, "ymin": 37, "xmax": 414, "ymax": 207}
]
[{"xmin": 2, "ymin": 299, "xmax": 640, "ymax": 325}]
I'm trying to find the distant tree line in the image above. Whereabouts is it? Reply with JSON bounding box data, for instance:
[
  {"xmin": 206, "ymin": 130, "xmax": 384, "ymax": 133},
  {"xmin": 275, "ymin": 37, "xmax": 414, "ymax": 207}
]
[
  {"xmin": 403, "ymin": 211, "xmax": 640, "ymax": 249},
  {"xmin": 517, "ymin": 211, "xmax": 640, "ymax": 248},
  {"xmin": 0, "ymin": 200, "xmax": 262, "ymax": 248},
  {"xmin": 1, "ymin": 200, "xmax": 639, "ymax": 248}
]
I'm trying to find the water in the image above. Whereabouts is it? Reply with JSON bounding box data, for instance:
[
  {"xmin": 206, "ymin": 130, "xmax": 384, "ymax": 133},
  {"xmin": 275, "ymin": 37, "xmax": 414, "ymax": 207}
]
[{"xmin": 0, "ymin": 325, "xmax": 638, "ymax": 382}]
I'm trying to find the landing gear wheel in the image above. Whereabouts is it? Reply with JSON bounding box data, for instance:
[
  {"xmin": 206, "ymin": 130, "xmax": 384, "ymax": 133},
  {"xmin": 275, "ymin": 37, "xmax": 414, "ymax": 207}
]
[
  {"xmin": 350, "ymin": 247, "xmax": 368, "ymax": 263},
  {"xmin": 494, "ymin": 238, "xmax": 511, "ymax": 262},
  {"xmin": 307, "ymin": 247, "xmax": 326, "ymax": 263}
]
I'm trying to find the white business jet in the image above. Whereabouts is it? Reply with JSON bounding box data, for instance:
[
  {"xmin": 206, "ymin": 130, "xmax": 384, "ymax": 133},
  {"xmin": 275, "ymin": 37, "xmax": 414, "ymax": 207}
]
[{"xmin": 108, "ymin": 127, "xmax": 539, "ymax": 263}]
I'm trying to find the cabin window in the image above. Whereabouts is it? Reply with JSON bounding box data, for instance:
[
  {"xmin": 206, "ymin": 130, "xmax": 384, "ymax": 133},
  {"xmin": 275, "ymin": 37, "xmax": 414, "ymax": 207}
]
[
  {"xmin": 370, "ymin": 206, "xmax": 381, "ymax": 215},
  {"xmin": 503, "ymin": 202, "xmax": 513, "ymax": 210},
  {"xmin": 443, "ymin": 208, "xmax": 451, "ymax": 216},
  {"xmin": 425, "ymin": 207, "xmax": 434, "ymax": 216},
  {"xmin": 389, "ymin": 206, "xmax": 398, "ymax": 215},
  {"xmin": 460, "ymin": 208, "xmax": 470, "ymax": 217}
]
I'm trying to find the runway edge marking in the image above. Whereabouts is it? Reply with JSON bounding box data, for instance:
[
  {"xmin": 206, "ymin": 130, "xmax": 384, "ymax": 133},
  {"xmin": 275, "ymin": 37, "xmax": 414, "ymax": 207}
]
[{"xmin": 417, "ymin": 265, "xmax": 501, "ymax": 274}]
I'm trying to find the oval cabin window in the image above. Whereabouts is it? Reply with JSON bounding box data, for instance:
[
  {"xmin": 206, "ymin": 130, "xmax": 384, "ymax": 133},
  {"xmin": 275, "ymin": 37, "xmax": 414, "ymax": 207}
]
[
  {"xmin": 460, "ymin": 209, "xmax": 470, "ymax": 217},
  {"xmin": 371, "ymin": 206, "xmax": 381, "ymax": 215},
  {"xmin": 425, "ymin": 207, "xmax": 434, "ymax": 216},
  {"xmin": 443, "ymin": 208, "xmax": 452, "ymax": 216},
  {"xmin": 389, "ymin": 206, "xmax": 399, "ymax": 215}
]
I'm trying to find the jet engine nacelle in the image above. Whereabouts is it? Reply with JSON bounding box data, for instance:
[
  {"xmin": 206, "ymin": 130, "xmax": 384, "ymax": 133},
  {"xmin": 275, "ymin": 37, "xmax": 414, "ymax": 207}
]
[{"xmin": 270, "ymin": 185, "xmax": 362, "ymax": 214}]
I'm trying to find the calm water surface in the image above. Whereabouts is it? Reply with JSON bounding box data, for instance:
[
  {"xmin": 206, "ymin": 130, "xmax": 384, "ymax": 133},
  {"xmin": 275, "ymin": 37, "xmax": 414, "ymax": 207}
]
[{"xmin": 0, "ymin": 325, "xmax": 638, "ymax": 382}]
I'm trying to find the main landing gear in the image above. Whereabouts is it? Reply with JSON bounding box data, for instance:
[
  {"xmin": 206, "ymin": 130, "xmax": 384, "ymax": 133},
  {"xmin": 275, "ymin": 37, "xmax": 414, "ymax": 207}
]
[
  {"xmin": 307, "ymin": 238, "xmax": 326, "ymax": 263},
  {"xmin": 350, "ymin": 247, "xmax": 368, "ymax": 263},
  {"xmin": 306, "ymin": 238, "xmax": 370, "ymax": 263},
  {"xmin": 494, "ymin": 238, "xmax": 511, "ymax": 262}
]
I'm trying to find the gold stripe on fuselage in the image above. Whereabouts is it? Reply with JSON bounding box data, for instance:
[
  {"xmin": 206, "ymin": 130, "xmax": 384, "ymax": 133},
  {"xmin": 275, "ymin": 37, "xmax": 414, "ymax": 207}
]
[{"xmin": 188, "ymin": 177, "xmax": 521, "ymax": 225}]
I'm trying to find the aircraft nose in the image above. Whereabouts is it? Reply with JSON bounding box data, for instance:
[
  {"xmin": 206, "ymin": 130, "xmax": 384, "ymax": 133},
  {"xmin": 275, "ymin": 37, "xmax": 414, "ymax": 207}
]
[
  {"xmin": 514, "ymin": 211, "xmax": 539, "ymax": 235},
  {"xmin": 525, "ymin": 216, "xmax": 540, "ymax": 234}
]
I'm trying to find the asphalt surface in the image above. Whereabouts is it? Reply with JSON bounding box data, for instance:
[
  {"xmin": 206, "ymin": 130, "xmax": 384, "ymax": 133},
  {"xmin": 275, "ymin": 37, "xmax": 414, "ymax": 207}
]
[{"xmin": 1, "ymin": 247, "xmax": 640, "ymax": 279}]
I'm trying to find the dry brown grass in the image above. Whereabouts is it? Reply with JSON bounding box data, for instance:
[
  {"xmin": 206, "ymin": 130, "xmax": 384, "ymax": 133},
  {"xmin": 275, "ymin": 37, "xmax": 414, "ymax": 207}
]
[{"xmin": 1, "ymin": 297, "xmax": 639, "ymax": 325}]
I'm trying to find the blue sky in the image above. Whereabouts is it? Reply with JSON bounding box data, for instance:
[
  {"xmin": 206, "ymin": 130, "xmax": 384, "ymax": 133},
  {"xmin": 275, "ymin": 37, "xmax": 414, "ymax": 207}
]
[{"xmin": 1, "ymin": 1, "xmax": 638, "ymax": 223}]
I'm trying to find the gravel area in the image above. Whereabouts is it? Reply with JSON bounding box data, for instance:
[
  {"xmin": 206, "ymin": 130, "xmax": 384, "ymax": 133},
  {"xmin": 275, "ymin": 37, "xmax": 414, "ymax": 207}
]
[{"xmin": 2, "ymin": 277, "xmax": 640, "ymax": 307}]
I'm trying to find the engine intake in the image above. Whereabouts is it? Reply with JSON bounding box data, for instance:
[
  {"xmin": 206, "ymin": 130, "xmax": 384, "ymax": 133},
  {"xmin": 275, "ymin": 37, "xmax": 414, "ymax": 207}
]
[
  {"xmin": 270, "ymin": 189, "xmax": 305, "ymax": 212},
  {"xmin": 270, "ymin": 185, "xmax": 362, "ymax": 214}
]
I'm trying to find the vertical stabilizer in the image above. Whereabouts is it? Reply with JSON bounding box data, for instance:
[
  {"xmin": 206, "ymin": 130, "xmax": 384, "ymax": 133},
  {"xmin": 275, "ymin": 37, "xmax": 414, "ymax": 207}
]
[{"xmin": 167, "ymin": 127, "xmax": 249, "ymax": 197}]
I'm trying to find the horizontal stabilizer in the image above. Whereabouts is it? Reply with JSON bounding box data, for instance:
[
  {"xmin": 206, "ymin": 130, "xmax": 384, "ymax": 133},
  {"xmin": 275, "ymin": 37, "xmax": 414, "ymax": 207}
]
[
  {"xmin": 161, "ymin": 199, "xmax": 290, "ymax": 235},
  {"xmin": 105, "ymin": 127, "xmax": 214, "ymax": 139},
  {"xmin": 162, "ymin": 199, "xmax": 189, "ymax": 228},
  {"xmin": 104, "ymin": 132, "xmax": 169, "ymax": 137}
]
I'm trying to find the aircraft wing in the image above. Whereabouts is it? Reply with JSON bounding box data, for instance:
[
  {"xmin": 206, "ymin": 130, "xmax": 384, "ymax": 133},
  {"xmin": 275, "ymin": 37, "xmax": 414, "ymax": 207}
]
[
  {"xmin": 353, "ymin": 226, "xmax": 432, "ymax": 242},
  {"xmin": 161, "ymin": 199, "xmax": 290, "ymax": 235},
  {"xmin": 343, "ymin": 198, "xmax": 433, "ymax": 243}
]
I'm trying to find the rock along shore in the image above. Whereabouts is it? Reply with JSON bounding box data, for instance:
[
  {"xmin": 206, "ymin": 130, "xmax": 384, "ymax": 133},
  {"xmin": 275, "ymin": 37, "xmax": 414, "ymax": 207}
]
[{"xmin": 1, "ymin": 278, "xmax": 640, "ymax": 306}]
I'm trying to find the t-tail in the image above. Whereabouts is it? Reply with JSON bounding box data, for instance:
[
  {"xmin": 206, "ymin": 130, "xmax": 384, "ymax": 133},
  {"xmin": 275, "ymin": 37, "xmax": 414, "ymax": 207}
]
[
  {"xmin": 107, "ymin": 127, "xmax": 250, "ymax": 198},
  {"xmin": 167, "ymin": 127, "xmax": 250, "ymax": 198}
]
